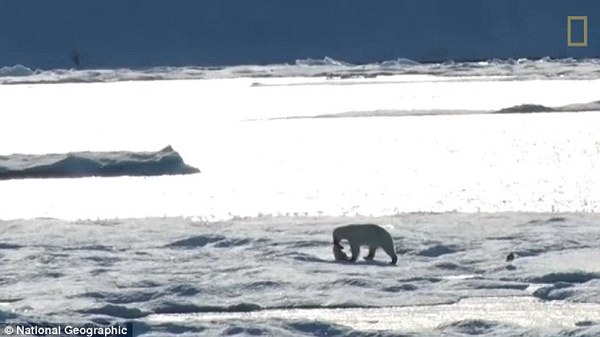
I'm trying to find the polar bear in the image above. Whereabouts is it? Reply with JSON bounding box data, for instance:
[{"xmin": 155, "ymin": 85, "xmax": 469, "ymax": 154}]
[{"xmin": 332, "ymin": 224, "xmax": 397, "ymax": 264}]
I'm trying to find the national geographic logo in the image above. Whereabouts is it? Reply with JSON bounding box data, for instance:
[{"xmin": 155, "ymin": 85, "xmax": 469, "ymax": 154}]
[
  {"xmin": 1, "ymin": 323, "xmax": 132, "ymax": 337},
  {"xmin": 568, "ymin": 16, "xmax": 588, "ymax": 47}
]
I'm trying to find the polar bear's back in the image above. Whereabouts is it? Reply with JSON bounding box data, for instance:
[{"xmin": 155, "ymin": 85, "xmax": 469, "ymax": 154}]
[{"xmin": 333, "ymin": 224, "xmax": 393, "ymax": 246}]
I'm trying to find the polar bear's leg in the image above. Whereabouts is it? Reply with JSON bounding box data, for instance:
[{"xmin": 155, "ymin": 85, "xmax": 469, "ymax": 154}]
[
  {"xmin": 381, "ymin": 238, "xmax": 398, "ymax": 265},
  {"xmin": 364, "ymin": 246, "xmax": 377, "ymax": 260},
  {"xmin": 349, "ymin": 243, "xmax": 361, "ymax": 262},
  {"xmin": 383, "ymin": 248, "xmax": 397, "ymax": 264}
]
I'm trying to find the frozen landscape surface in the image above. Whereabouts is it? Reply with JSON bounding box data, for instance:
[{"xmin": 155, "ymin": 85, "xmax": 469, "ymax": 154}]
[
  {"xmin": 0, "ymin": 146, "xmax": 198, "ymax": 180},
  {"xmin": 1, "ymin": 62, "xmax": 600, "ymax": 336},
  {"xmin": 1, "ymin": 215, "xmax": 600, "ymax": 336}
]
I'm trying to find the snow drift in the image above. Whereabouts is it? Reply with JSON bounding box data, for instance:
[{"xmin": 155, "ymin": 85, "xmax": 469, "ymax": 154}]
[{"xmin": 0, "ymin": 146, "xmax": 199, "ymax": 180}]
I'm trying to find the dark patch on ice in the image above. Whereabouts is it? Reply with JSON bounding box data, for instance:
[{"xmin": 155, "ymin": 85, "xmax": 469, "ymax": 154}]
[
  {"xmin": 149, "ymin": 323, "xmax": 205, "ymax": 335},
  {"xmin": 470, "ymin": 281, "xmax": 529, "ymax": 290},
  {"xmin": 155, "ymin": 323, "xmax": 208, "ymax": 334},
  {"xmin": 213, "ymin": 238, "xmax": 252, "ymax": 247},
  {"xmin": 42, "ymin": 271, "xmax": 65, "ymax": 278},
  {"xmin": 83, "ymin": 256, "xmax": 121, "ymax": 266},
  {"xmin": 0, "ymin": 242, "xmax": 22, "ymax": 249},
  {"xmin": 494, "ymin": 100, "xmax": 600, "ymax": 115},
  {"xmin": 152, "ymin": 302, "xmax": 209, "ymax": 314},
  {"xmin": 224, "ymin": 326, "xmax": 267, "ymax": 336},
  {"xmin": 0, "ymin": 309, "xmax": 18, "ymax": 320},
  {"xmin": 286, "ymin": 321, "xmax": 407, "ymax": 337},
  {"xmin": 0, "ymin": 146, "xmax": 199, "ymax": 180},
  {"xmin": 253, "ymin": 237, "xmax": 271, "ymax": 244},
  {"xmin": 244, "ymin": 281, "xmax": 286, "ymax": 290},
  {"xmin": 561, "ymin": 325, "xmax": 600, "ymax": 337},
  {"xmin": 0, "ymin": 297, "xmax": 22, "ymax": 303},
  {"xmin": 547, "ymin": 216, "xmax": 567, "ymax": 223},
  {"xmin": 88, "ymin": 317, "xmax": 115, "ymax": 325},
  {"xmin": 486, "ymin": 236, "xmax": 518, "ymax": 241},
  {"xmin": 64, "ymin": 245, "xmax": 114, "ymax": 252},
  {"xmin": 331, "ymin": 278, "xmax": 377, "ymax": 288},
  {"xmin": 286, "ymin": 321, "xmax": 346, "ymax": 337},
  {"xmin": 90, "ymin": 268, "xmax": 110, "ymax": 275},
  {"xmin": 75, "ymin": 292, "xmax": 105, "ymax": 300},
  {"xmin": 78, "ymin": 304, "xmax": 148, "ymax": 319},
  {"xmin": 438, "ymin": 319, "xmax": 508, "ymax": 335},
  {"xmin": 286, "ymin": 321, "xmax": 393, "ymax": 337},
  {"xmin": 575, "ymin": 321, "xmax": 597, "ymax": 327},
  {"xmin": 137, "ymin": 322, "xmax": 206, "ymax": 335},
  {"xmin": 506, "ymin": 265, "xmax": 517, "ymax": 271},
  {"xmin": 417, "ymin": 244, "xmax": 462, "ymax": 257},
  {"xmin": 76, "ymin": 291, "xmax": 157, "ymax": 304},
  {"xmin": 531, "ymin": 272, "xmax": 600, "ymax": 284},
  {"xmin": 119, "ymin": 280, "xmax": 162, "ymax": 288},
  {"xmin": 216, "ymin": 303, "xmax": 263, "ymax": 313},
  {"xmin": 533, "ymin": 282, "xmax": 576, "ymax": 301},
  {"xmin": 166, "ymin": 284, "xmax": 202, "ymax": 296},
  {"xmin": 105, "ymin": 291, "xmax": 156, "ymax": 304},
  {"xmin": 273, "ymin": 303, "xmax": 379, "ymax": 311},
  {"xmin": 165, "ymin": 234, "xmax": 226, "ymax": 248},
  {"xmin": 153, "ymin": 301, "xmax": 262, "ymax": 314},
  {"xmin": 401, "ymin": 277, "xmax": 443, "ymax": 283},
  {"xmin": 495, "ymin": 104, "xmax": 556, "ymax": 114},
  {"xmin": 383, "ymin": 284, "xmax": 418, "ymax": 292}
]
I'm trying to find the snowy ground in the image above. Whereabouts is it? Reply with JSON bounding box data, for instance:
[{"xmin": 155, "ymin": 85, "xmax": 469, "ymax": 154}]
[
  {"xmin": 1, "ymin": 214, "xmax": 600, "ymax": 336},
  {"xmin": 1, "ymin": 67, "xmax": 600, "ymax": 336}
]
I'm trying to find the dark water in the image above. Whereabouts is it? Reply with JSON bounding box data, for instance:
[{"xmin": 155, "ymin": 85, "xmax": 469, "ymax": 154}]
[{"xmin": 0, "ymin": 1, "xmax": 598, "ymax": 69}]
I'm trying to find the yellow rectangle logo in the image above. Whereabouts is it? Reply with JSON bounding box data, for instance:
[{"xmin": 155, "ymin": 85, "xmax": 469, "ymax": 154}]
[{"xmin": 568, "ymin": 16, "xmax": 588, "ymax": 47}]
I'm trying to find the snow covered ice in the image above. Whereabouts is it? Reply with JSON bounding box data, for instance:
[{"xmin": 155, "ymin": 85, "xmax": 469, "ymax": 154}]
[
  {"xmin": 0, "ymin": 146, "xmax": 199, "ymax": 180},
  {"xmin": 1, "ymin": 60, "xmax": 600, "ymax": 336},
  {"xmin": 2, "ymin": 215, "xmax": 600, "ymax": 336}
]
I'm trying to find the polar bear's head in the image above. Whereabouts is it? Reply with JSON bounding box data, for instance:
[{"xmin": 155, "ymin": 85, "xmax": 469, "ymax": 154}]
[{"xmin": 332, "ymin": 243, "xmax": 348, "ymax": 261}]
